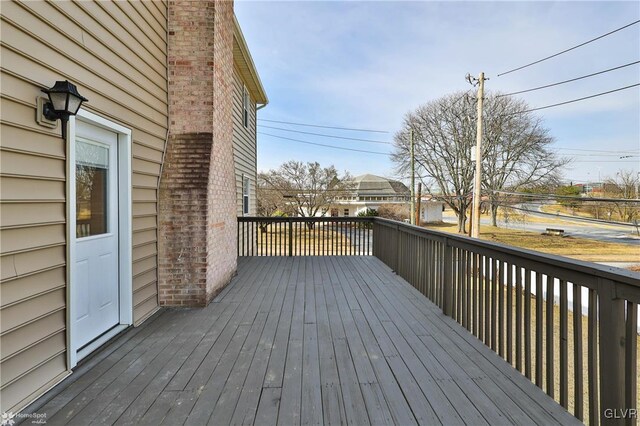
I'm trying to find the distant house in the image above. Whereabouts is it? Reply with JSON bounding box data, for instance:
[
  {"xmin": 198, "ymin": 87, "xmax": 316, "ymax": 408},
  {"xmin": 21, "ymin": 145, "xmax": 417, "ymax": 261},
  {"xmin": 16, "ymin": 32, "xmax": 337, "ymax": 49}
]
[
  {"xmin": 0, "ymin": 1, "xmax": 266, "ymax": 414},
  {"xmin": 327, "ymin": 174, "xmax": 410, "ymax": 217},
  {"xmin": 576, "ymin": 182, "xmax": 605, "ymax": 195},
  {"xmin": 326, "ymin": 174, "xmax": 444, "ymax": 222}
]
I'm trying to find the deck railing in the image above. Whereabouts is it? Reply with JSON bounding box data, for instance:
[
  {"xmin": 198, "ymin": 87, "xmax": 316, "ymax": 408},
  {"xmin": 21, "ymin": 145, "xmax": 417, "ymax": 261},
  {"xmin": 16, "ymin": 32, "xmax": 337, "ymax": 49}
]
[
  {"xmin": 238, "ymin": 216, "xmax": 639, "ymax": 424},
  {"xmin": 237, "ymin": 216, "xmax": 373, "ymax": 256}
]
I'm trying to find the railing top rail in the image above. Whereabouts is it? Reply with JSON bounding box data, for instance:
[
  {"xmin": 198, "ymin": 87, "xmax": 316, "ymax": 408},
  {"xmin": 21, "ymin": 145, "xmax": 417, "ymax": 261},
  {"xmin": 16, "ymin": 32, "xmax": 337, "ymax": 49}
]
[
  {"xmin": 238, "ymin": 216, "xmax": 374, "ymax": 223},
  {"xmin": 372, "ymin": 217, "xmax": 640, "ymax": 287},
  {"xmin": 237, "ymin": 216, "xmax": 638, "ymax": 286}
]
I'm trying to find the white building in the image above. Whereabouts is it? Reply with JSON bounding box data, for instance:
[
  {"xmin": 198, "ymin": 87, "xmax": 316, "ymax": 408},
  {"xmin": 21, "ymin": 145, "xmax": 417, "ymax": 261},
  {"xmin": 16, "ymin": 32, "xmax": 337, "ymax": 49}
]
[
  {"xmin": 327, "ymin": 174, "xmax": 444, "ymax": 223},
  {"xmin": 418, "ymin": 195, "xmax": 445, "ymax": 223}
]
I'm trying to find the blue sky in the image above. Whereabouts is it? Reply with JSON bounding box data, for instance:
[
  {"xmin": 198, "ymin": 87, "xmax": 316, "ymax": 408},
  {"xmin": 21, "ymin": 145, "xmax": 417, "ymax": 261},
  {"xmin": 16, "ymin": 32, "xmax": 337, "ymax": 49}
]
[{"xmin": 235, "ymin": 1, "xmax": 640, "ymax": 184}]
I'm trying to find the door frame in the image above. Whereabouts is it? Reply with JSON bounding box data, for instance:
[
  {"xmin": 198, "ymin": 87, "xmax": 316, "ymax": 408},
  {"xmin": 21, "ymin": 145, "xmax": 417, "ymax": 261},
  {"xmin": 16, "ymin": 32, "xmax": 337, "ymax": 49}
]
[{"xmin": 66, "ymin": 109, "xmax": 133, "ymax": 368}]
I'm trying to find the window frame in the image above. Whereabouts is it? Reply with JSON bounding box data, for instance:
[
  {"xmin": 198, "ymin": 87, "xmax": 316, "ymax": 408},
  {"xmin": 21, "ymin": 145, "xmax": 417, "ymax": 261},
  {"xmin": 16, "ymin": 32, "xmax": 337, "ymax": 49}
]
[
  {"xmin": 242, "ymin": 175, "xmax": 250, "ymax": 215},
  {"xmin": 243, "ymin": 85, "xmax": 250, "ymax": 128}
]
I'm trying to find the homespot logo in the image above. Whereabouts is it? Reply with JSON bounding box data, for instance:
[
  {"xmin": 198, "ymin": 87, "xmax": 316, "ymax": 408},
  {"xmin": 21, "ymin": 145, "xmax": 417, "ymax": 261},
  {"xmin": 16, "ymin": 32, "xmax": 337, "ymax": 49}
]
[
  {"xmin": 0, "ymin": 413, "xmax": 14, "ymax": 426},
  {"xmin": 1, "ymin": 412, "xmax": 47, "ymax": 425},
  {"xmin": 603, "ymin": 408, "xmax": 638, "ymax": 419}
]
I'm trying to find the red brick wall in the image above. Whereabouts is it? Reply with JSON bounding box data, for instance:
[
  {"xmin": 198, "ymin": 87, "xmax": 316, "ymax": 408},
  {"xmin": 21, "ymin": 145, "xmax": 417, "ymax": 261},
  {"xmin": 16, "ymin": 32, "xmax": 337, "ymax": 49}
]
[
  {"xmin": 207, "ymin": 1, "xmax": 237, "ymax": 300},
  {"xmin": 159, "ymin": 0, "xmax": 237, "ymax": 307},
  {"xmin": 158, "ymin": 134, "xmax": 212, "ymax": 306}
]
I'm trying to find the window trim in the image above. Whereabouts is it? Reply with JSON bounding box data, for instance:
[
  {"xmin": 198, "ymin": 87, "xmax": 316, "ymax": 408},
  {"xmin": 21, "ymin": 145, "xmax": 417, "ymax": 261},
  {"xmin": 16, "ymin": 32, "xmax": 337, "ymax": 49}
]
[
  {"xmin": 243, "ymin": 85, "xmax": 250, "ymax": 128},
  {"xmin": 242, "ymin": 175, "xmax": 250, "ymax": 215}
]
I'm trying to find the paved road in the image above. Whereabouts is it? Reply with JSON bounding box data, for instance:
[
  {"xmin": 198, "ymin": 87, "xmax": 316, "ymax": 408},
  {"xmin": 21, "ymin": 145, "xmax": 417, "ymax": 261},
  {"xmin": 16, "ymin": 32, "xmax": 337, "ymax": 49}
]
[{"xmin": 444, "ymin": 204, "xmax": 640, "ymax": 246}]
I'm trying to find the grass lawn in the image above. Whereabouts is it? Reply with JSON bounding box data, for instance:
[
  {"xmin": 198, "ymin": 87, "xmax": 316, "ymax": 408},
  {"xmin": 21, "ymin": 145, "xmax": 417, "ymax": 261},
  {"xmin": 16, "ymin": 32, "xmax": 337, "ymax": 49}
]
[
  {"xmin": 424, "ymin": 222, "xmax": 640, "ymax": 263},
  {"xmin": 540, "ymin": 203, "xmax": 597, "ymax": 219}
]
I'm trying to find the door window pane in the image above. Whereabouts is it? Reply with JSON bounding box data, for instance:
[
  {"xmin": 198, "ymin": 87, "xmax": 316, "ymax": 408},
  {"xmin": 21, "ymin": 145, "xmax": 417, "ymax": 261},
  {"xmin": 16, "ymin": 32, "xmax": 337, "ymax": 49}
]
[{"xmin": 76, "ymin": 140, "xmax": 109, "ymax": 238}]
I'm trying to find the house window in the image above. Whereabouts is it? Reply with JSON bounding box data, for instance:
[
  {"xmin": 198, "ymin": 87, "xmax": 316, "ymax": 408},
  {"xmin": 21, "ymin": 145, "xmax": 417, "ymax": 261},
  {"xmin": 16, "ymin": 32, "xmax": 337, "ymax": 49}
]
[
  {"xmin": 331, "ymin": 208, "xmax": 338, "ymax": 217},
  {"xmin": 243, "ymin": 175, "xmax": 250, "ymax": 215},
  {"xmin": 343, "ymin": 208, "xmax": 349, "ymax": 216},
  {"xmin": 243, "ymin": 86, "xmax": 250, "ymax": 128}
]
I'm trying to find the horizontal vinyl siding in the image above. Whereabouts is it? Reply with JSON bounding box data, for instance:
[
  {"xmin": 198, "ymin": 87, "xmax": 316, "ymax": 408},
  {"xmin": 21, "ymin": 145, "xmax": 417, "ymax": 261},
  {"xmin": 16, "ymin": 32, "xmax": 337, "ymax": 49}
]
[
  {"xmin": 232, "ymin": 68, "xmax": 257, "ymax": 217},
  {"xmin": 0, "ymin": 0, "xmax": 168, "ymax": 413}
]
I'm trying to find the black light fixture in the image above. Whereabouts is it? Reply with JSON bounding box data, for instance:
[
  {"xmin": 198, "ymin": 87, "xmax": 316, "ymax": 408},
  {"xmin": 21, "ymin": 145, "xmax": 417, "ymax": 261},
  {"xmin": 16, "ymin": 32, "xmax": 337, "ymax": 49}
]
[{"xmin": 42, "ymin": 80, "xmax": 88, "ymax": 139}]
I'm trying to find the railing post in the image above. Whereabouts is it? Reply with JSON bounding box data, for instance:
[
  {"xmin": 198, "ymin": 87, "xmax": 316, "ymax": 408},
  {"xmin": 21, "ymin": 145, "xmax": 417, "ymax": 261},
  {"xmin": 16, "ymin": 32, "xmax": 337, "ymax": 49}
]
[
  {"xmin": 443, "ymin": 237, "xmax": 453, "ymax": 317},
  {"xmin": 370, "ymin": 219, "xmax": 375, "ymax": 256},
  {"xmin": 598, "ymin": 278, "xmax": 626, "ymax": 425},
  {"xmin": 395, "ymin": 223, "xmax": 400, "ymax": 272},
  {"xmin": 288, "ymin": 218, "xmax": 293, "ymax": 257}
]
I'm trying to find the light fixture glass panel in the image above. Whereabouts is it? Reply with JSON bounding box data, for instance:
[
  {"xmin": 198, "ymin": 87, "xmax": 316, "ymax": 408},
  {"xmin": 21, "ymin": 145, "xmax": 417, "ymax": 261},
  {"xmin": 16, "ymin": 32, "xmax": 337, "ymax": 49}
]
[
  {"xmin": 49, "ymin": 92, "xmax": 68, "ymax": 111},
  {"xmin": 67, "ymin": 95, "xmax": 83, "ymax": 114}
]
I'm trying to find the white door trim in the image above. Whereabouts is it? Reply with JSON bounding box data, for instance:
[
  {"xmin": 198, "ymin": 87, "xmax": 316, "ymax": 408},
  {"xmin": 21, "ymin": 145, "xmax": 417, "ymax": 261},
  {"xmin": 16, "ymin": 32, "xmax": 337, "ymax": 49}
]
[{"xmin": 66, "ymin": 109, "xmax": 133, "ymax": 368}]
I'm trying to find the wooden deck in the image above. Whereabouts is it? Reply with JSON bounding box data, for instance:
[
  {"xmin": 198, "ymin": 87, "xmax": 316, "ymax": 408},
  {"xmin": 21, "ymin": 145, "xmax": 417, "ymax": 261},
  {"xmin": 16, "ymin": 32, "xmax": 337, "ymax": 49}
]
[{"xmin": 28, "ymin": 257, "xmax": 579, "ymax": 425}]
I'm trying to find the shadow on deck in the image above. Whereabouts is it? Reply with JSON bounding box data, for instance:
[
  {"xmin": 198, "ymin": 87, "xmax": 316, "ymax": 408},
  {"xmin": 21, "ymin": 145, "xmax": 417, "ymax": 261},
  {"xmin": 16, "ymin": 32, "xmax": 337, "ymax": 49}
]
[{"xmin": 26, "ymin": 257, "xmax": 578, "ymax": 425}]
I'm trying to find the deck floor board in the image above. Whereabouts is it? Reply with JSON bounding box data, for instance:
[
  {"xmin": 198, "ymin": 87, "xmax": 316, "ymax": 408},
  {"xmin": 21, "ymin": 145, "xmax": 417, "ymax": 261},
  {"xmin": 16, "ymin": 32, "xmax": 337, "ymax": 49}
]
[{"xmin": 26, "ymin": 256, "xmax": 580, "ymax": 425}]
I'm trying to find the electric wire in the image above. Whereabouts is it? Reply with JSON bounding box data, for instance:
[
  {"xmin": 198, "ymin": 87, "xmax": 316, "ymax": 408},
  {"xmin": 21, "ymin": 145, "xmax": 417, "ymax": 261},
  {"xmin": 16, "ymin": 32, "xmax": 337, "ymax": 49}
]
[
  {"xmin": 440, "ymin": 89, "xmax": 475, "ymax": 116},
  {"xmin": 497, "ymin": 60, "xmax": 640, "ymax": 97},
  {"xmin": 497, "ymin": 20, "xmax": 640, "ymax": 76},
  {"xmin": 571, "ymin": 160, "xmax": 637, "ymax": 163},
  {"xmin": 562, "ymin": 153, "xmax": 635, "ymax": 157},
  {"xmin": 492, "ymin": 203, "xmax": 637, "ymax": 227},
  {"xmin": 258, "ymin": 132, "xmax": 390, "ymax": 156},
  {"xmin": 500, "ymin": 83, "xmax": 640, "ymax": 116},
  {"xmin": 490, "ymin": 189, "xmax": 640, "ymax": 202},
  {"xmin": 257, "ymin": 125, "xmax": 393, "ymax": 145},
  {"xmin": 258, "ymin": 118, "xmax": 389, "ymax": 133},
  {"xmin": 553, "ymin": 147, "xmax": 640, "ymax": 153}
]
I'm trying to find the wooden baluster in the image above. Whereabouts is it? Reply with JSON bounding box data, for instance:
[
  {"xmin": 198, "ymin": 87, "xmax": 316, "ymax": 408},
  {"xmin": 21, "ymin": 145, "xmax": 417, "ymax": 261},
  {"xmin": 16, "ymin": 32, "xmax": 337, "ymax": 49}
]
[
  {"xmin": 560, "ymin": 280, "xmax": 568, "ymax": 408},
  {"xmin": 573, "ymin": 283, "xmax": 584, "ymax": 421}
]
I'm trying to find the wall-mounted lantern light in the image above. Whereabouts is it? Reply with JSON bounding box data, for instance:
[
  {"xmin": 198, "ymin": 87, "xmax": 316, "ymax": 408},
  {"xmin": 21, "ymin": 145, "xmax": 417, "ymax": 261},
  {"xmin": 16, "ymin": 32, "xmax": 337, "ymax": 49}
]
[{"xmin": 41, "ymin": 80, "xmax": 88, "ymax": 139}]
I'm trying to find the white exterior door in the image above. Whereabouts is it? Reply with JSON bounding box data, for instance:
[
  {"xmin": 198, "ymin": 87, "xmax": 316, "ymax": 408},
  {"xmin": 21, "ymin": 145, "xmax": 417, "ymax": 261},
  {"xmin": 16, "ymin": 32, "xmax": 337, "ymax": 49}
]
[{"xmin": 73, "ymin": 121, "xmax": 120, "ymax": 349}]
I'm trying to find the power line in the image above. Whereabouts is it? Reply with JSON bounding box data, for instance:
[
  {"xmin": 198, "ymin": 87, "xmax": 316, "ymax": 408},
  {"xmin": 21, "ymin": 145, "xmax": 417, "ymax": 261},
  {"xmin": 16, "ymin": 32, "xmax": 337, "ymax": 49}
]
[
  {"xmin": 498, "ymin": 60, "xmax": 640, "ymax": 97},
  {"xmin": 565, "ymin": 153, "xmax": 634, "ymax": 157},
  {"xmin": 490, "ymin": 189, "xmax": 640, "ymax": 202},
  {"xmin": 440, "ymin": 89, "xmax": 475, "ymax": 117},
  {"xmin": 494, "ymin": 203, "xmax": 637, "ymax": 227},
  {"xmin": 497, "ymin": 19, "xmax": 640, "ymax": 77},
  {"xmin": 258, "ymin": 118, "xmax": 389, "ymax": 134},
  {"xmin": 257, "ymin": 125, "xmax": 393, "ymax": 145},
  {"xmin": 572, "ymin": 160, "xmax": 638, "ymax": 163},
  {"xmin": 514, "ymin": 200, "xmax": 638, "ymax": 208},
  {"xmin": 553, "ymin": 147, "xmax": 640, "ymax": 153},
  {"xmin": 258, "ymin": 132, "xmax": 390, "ymax": 156},
  {"xmin": 501, "ymin": 83, "xmax": 640, "ymax": 116}
]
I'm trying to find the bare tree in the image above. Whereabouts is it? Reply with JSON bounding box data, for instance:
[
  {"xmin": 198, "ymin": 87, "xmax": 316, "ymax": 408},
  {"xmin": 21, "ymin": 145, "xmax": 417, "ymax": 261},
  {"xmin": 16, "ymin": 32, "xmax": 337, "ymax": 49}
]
[
  {"xmin": 603, "ymin": 170, "xmax": 640, "ymax": 223},
  {"xmin": 393, "ymin": 92, "xmax": 476, "ymax": 232},
  {"xmin": 393, "ymin": 91, "xmax": 566, "ymax": 232},
  {"xmin": 377, "ymin": 204, "xmax": 410, "ymax": 222},
  {"xmin": 257, "ymin": 172, "xmax": 293, "ymax": 217},
  {"xmin": 260, "ymin": 161, "xmax": 354, "ymax": 227},
  {"xmin": 482, "ymin": 96, "xmax": 568, "ymax": 226}
]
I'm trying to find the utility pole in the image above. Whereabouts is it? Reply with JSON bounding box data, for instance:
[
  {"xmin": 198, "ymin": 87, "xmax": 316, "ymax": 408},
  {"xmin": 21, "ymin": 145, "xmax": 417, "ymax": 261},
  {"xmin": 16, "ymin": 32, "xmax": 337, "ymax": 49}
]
[
  {"xmin": 415, "ymin": 182, "xmax": 422, "ymax": 225},
  {"xmin": 471, "ymin": 72, "xmax": 485, "ymax": 238},
  {"xmin": 410, "ymin": 129, "xmax": 415, "ymax": 225}
]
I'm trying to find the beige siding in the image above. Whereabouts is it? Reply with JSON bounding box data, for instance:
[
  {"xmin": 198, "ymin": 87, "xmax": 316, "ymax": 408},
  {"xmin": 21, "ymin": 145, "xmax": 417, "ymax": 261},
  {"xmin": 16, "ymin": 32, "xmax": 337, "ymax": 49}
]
[
  {"xmin": 232, "ymin": 67, "xmax": 258, "ymax": 217},
  {"xmin": 0, "ymin": 0, "xmax": 167, "ymax": 413}
]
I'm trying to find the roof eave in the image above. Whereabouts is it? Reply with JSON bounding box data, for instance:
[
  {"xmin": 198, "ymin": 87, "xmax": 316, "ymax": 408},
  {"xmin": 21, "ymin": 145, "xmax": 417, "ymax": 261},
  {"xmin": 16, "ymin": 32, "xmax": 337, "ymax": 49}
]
[{"xmin": 233, "ymin": 15, "xmax": 268, "ymax": 105}]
